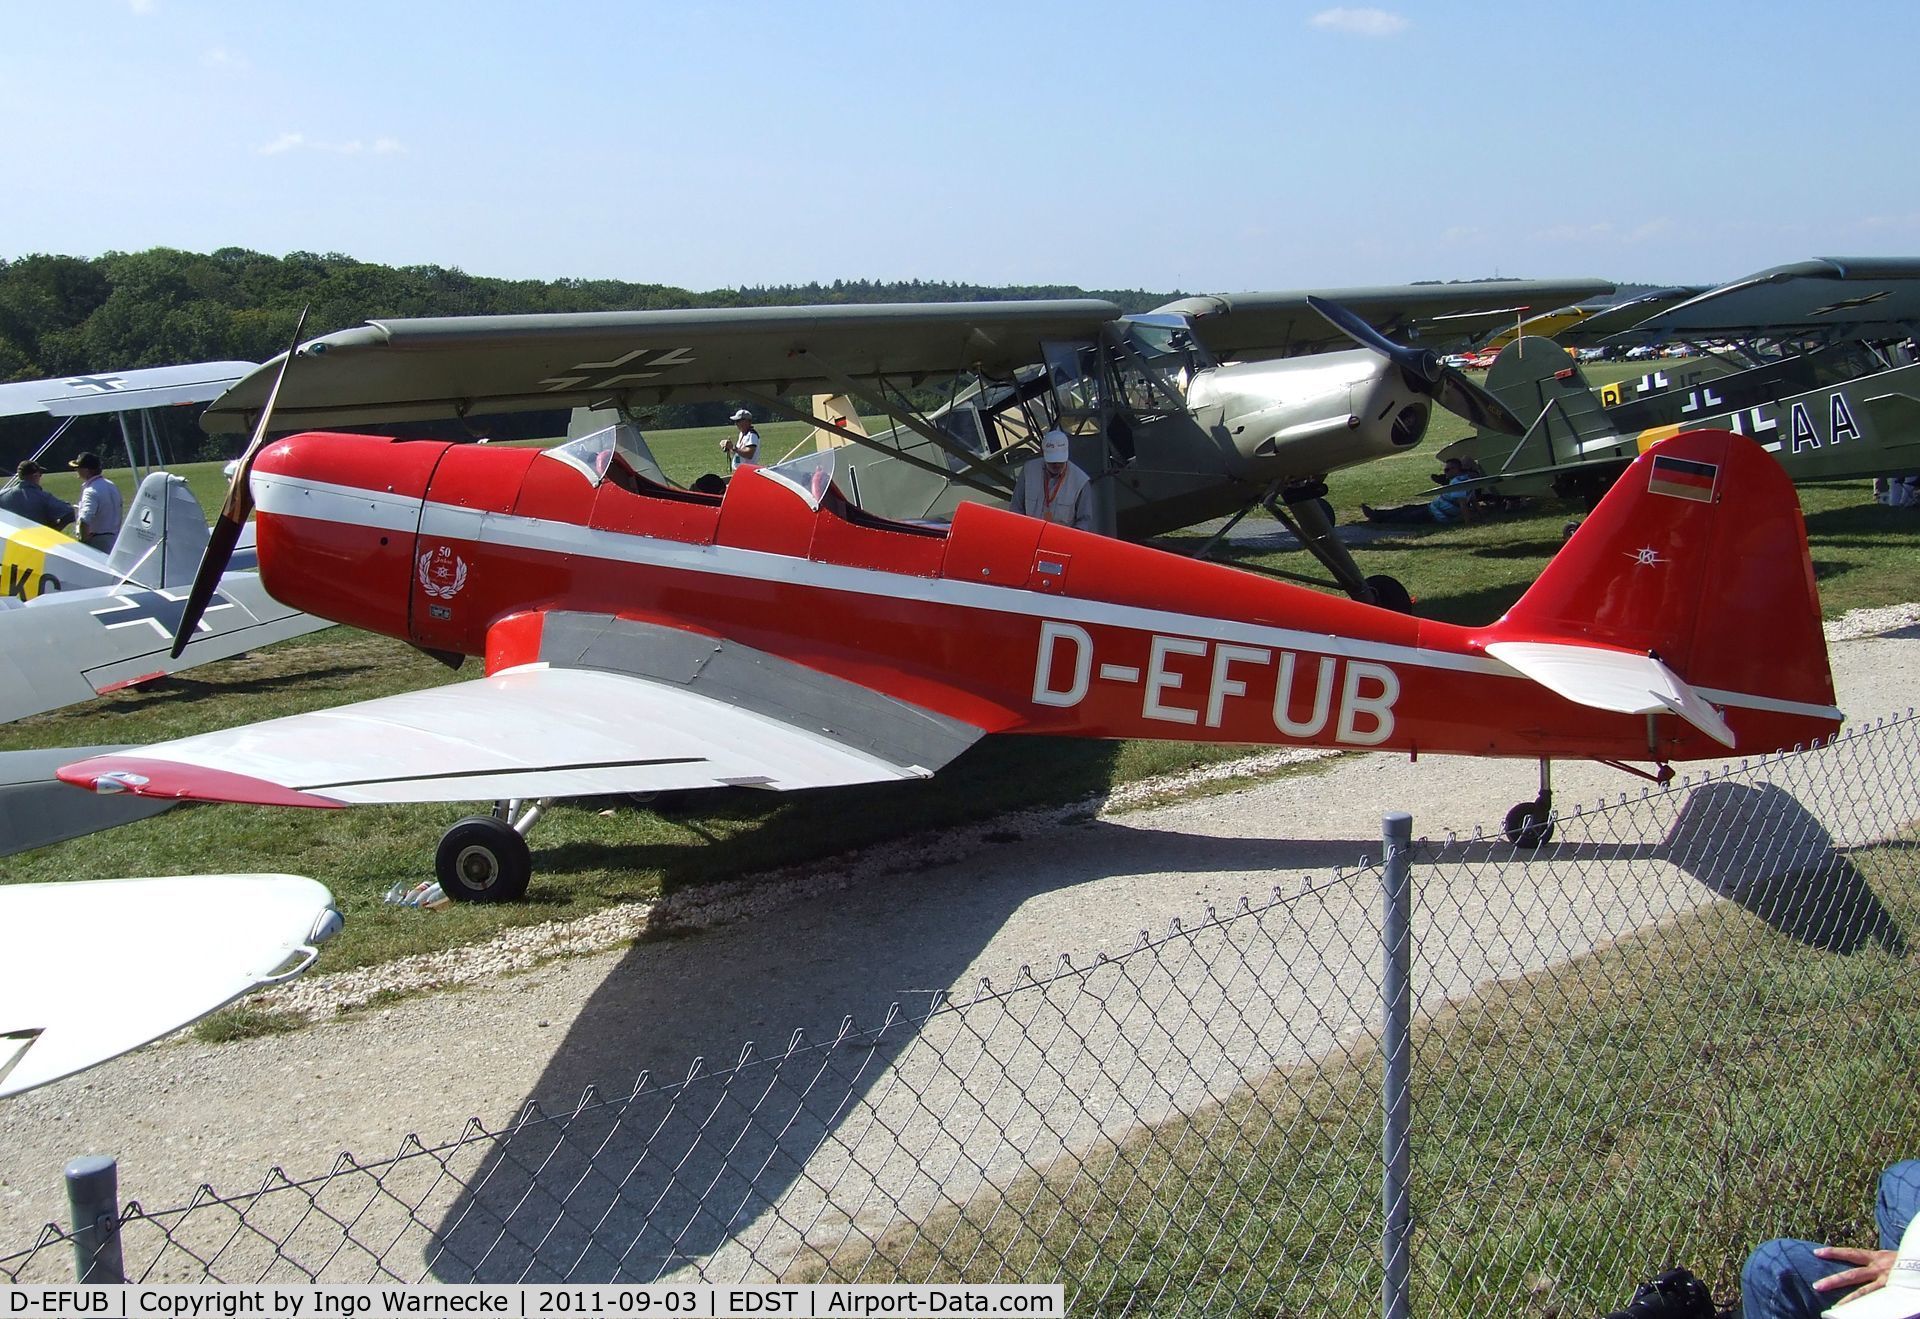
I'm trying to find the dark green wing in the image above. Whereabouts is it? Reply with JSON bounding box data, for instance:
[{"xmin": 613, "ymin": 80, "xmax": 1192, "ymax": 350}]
[
  {"xmin": 1153, "ymin": 278, "xmax": 1616, "ymax": 361},
  {"xmin": 202, "ymin": 300, "xmax": 1123, "ymax": 433}
]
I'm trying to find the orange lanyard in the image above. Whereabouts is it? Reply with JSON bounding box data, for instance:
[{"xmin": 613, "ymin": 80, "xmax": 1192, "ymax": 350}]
[{"xmin": 1043, "ymin": 466, "xmax": 1066, "ymax": 512}]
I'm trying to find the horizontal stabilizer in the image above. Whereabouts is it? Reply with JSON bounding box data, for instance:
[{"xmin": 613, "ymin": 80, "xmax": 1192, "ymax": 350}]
[
  {"xmin": 1486, "ymin": 641, "xmax": 1736, "ymax": 748},
  {"xmin": 0, "ymin": 875, "xmax": 338, "ymax": 1097}
]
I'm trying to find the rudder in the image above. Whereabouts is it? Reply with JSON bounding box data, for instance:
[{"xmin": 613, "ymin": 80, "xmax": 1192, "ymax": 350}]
[{"xmin": 107, "ymin": 473, "xmax": 209, "ymax": 589}]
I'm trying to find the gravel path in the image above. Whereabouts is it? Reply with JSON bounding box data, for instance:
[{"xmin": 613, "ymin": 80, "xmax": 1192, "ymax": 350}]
[{"xmin": 0, "ymin": 607, "xmax": 1913, "ymax": 1271}]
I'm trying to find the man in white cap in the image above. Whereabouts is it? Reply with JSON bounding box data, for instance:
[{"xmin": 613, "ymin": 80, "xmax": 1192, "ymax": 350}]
[
  {"xmin": 720, "ymin": 409, "xmax": 761, "ymax": 471},
  {"xmin": 1009, "ymin": 428, "xmax": 1095, "ymax": 531},
  {"xmin": 1742, "ymin": 1160, "xmax": 1920, "ymax": 1317}
]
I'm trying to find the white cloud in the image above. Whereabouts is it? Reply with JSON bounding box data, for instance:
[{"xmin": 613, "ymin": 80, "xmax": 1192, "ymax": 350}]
[
  {"xmin": 255, "ymin": 132, "xmax": 407, "ymax": 156},
  {"xmin": 1308, "ymin": 7, "xmax": 1408, "ymax": 38},
  {"xmin": 201, "ymin": 46, "xmax": 250, "ymax": 71},
  {"xmin": 128, "ymin": 0, "xmax": 156, "ymax": 13}
]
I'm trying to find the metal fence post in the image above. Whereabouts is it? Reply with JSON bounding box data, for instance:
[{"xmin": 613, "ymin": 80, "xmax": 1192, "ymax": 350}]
[
  {"xmin": 64, "ymin": 1155, "xmax": 123, "ymax": 1284},
  {"xmin": 1382, "ymin": 812, "xmax": 1413, "ymax": 1319}
]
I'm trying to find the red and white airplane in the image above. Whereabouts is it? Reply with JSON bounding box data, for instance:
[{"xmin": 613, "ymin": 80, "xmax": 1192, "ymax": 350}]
[{"xmin": 58, "ymin": 422, "xmax": 1840, "ymax": 902}]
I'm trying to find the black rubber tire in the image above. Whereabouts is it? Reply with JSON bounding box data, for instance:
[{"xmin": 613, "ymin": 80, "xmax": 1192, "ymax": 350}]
[
  {"xmin": 1314, "ymin": 497, "xmax": 1336, "ymax": 528},
  {"xmin": 435, "ymin": 815, "xmax": 533, "ymax": 903},
  {"xmin": 1503, "ymin": 801, "xmax": 1554, "ymax": 850},
  {"xmin": 1364, "ymin": 574, "xmax": 1414, "ymax": 615}
]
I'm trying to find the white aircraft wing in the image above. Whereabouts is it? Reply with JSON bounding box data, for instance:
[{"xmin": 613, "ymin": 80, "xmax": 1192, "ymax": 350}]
[
  {"xmin": 58, "ymin": 617, "xmax": 986, "ymax": 807},
  {"xmin": 0, "ymin": 361, "xmax": 257, "ymax": 420},
  {"xmin": 0, "ymin": 874, "xmax": 339, "ymax": 1098},
  {"xmin": 0, "ymin": 572, "xmax": 329, "ymax": 725}
]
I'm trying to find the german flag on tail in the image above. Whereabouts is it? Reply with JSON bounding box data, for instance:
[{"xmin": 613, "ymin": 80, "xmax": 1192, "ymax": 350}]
[{"xmin": 1648, "ymin": 453, "xmax": 1718, "ymax": 502}]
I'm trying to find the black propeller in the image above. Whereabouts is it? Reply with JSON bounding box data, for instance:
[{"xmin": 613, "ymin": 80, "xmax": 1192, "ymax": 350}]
[
  {"xmin": 169, "ymin": 308, "xmax": 309, "ymax": 658},
  {"xmin": 1305, "ymin": 294, "xmax": 1526, "ymax": 437}
]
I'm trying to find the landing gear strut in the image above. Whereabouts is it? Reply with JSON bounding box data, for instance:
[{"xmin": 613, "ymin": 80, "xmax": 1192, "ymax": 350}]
[
  {"xmin": 434, "ymin": 797, "xmax": 552, "ymax": 902},
  {"xmin": 1503, "ymin": 759, "xmax": 1555, "ymax": 850},
  {"xmin": 1196, "ymin": 478, "xmax": 1413, "ymax": 613}
]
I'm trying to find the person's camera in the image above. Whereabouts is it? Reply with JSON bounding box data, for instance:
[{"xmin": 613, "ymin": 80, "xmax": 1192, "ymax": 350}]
[{"xmin": 1602, "ymin": 1268, "xmax": 1720, "ymax": 1319}]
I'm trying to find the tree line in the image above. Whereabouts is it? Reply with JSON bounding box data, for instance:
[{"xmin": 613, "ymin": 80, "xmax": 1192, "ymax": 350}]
[{"xmin": 0, "ymin": 246, "xmax": 1180, "ymax": 461}]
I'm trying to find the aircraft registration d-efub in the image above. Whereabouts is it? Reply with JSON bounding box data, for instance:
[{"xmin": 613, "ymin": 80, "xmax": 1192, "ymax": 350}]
[{"xmin": 60, "ymin": 410, "xmax": 1840, "ymax": 902}]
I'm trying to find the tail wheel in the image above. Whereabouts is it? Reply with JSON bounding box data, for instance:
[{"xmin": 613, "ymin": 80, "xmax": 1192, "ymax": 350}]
[
  {"xmin": 1364, "ymin": 574, "xmax": 1414, "ymax": 615},
  {"xmin": 1503, "ymin": 802, "xmax": 1553, "ymax": 850},
  {"xmin": 435, "ymin": 815, "xmax": 533, "ymax": 903}
]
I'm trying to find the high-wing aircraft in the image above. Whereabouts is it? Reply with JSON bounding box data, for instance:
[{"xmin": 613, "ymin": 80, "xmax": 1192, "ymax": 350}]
[
  {"xmin": 0, "ymin": 873, "xmax": 339, "ymax": 1097},
  {"xmin": 197, "ymin": 281, "xmax": 1612, "ymax": 609},
  {"xmin": 1441, "ymin": 258, "xmax": 1920, "ymax": 499},
  {"xmin": 0, "ymin": 471, "xmax": 329, "ymax": 724},
  {"xmin": 58, "ymin": 415, "xmax": 1839, "ymax": 901}
]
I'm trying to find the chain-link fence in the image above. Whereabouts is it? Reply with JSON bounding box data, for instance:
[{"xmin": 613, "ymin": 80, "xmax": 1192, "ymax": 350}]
[{"xmin": 4, "ymin": 714, "xmax": 1917, "ymax": 1317}]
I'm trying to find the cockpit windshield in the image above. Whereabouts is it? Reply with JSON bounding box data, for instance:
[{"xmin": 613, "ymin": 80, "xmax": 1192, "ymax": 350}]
[
  {"xmin": 759, "ymin": 448, "xmax": 840, "ymax": 510},
  {"xmin": 541, "ymin": 423, "xmax": 669, "ymax": 488},
  {"xmin": 1110, "ymin": 313, "xmax": 1211, "ymax": 413}
]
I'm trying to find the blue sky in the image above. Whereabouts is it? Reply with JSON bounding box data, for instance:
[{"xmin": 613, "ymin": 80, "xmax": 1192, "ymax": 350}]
[{"xmin": 3, "ymin": 1, "xmax": 1918, "ymax": 294}]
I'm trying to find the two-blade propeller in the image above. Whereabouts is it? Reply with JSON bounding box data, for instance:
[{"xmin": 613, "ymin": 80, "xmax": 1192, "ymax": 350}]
[
  {"xmin": 168, "ymin": 308, "xmax": 309, "ymax": 659},
  {"xmin": 1305, "ymin": 294, "xmax": 1525, "ymax": 437}
]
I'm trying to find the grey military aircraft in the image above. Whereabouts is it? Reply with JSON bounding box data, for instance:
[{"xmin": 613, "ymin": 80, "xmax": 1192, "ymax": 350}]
[
  {"xmin": 1439, "ymin": 258, "xmax": 1920, "ymax": 499},
  {"xmin": 201, "ymin": 279, "xmax": 1612, "ymax": 610}
]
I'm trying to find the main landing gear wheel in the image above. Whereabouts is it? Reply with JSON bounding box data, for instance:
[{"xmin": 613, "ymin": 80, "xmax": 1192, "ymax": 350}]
[
  {"xmin": 436, "ymin": 815, "xmax": 533, "ymax": 903},
  {"xmin": 1504, "ymin": 758, "xmax": 1555, "ymax": 849},
  {"xmin": 1364, "ymin": 575, "xmax": 1414, "ymax": 615},
  {"xmin": 1502, "ymin": 801, "xmax": 1554, "ymax": 850}
]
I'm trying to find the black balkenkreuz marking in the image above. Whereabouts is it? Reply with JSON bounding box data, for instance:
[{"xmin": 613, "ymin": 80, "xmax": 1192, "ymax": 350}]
[
  {"xmin": 90, "ymin": 588, "xmax": 234, "ymax": 638},
  {"xmin": 1810, "ymin": 291, "xmax": 1891, "ymax": 316}
]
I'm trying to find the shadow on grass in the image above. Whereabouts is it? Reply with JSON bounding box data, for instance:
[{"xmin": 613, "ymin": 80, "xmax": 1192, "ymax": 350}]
[
  {"xmin": 524, "ymin": 738, "xmax": 1133, "ymax": 900},
  {"xmin": 1665, "ymin": 781, "xmax": 1903, "ymax": 955},
  {"xmin": 88, "ymin": 663, "xmax": 380, "ymax": 710}
]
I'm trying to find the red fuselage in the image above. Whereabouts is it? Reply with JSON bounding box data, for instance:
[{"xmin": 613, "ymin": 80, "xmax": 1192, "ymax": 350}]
[{"xmin": 246, "ymin": 432, "xmax": 1836, "ymax": 765}]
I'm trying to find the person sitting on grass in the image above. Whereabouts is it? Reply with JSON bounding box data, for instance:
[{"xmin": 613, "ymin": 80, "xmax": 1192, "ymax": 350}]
[
  {"xmin": 1361, "ymin": 457, "xmax": 1477, "ymax": 525},
  {"xmin": 1741, "ymin": 1160, "xmax": 1920, "ymax": 1318}
]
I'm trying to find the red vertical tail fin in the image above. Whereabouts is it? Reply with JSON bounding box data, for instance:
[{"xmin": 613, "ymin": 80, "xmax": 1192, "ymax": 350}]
[{"xmin": 1483, "ymin": 430, "xmax": 1839, "ymax": 754}]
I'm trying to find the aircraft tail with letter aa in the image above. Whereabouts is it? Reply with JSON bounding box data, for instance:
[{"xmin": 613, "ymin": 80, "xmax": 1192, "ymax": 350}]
[{"xmin": 1474, "ymin": 426, "xmax": 1837, "ymax": 760}]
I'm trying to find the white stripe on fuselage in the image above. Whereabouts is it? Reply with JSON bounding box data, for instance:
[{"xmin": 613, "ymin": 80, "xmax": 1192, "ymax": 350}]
[{"xmin": 253, "ymin": 472, "xmax": 1841, "ymax": 722}]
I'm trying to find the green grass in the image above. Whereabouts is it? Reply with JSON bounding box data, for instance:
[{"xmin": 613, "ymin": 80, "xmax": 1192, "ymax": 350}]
[
  {"xmin": 798, "ymin": 837, "xmax": 1919, "ymax": 1316},
  {"xmin": 7, "ymin": 391, "xmax": 1916, "ymax": 975},
  {"xmin": 191, "ymin": 1003, "xmax": 308, "ymax": 1043}
]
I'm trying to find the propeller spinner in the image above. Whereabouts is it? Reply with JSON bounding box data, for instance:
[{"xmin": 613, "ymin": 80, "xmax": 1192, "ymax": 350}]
[
  {"xmin": 1305, "ymin": 295, "xmax": 1525, "ymax": 437},
  {"xmin": 169, "ymin": 308, "xmax": 309, "ymax": 658}
]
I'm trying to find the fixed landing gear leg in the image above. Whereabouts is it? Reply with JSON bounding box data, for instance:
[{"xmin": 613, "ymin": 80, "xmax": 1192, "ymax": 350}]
[
  {"xmin": 1276, "ymin": 483, "xmax": 1413, "ymax": 613},
  {"xmin": 1503, "ymin": 759, "xmax": 1555, "ymax": 849}
]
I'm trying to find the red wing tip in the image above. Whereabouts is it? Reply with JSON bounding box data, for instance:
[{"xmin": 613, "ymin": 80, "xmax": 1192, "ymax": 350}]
[{"xmin": 55, "ymin": 757, "xmax": 343, "ymax": 809}]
